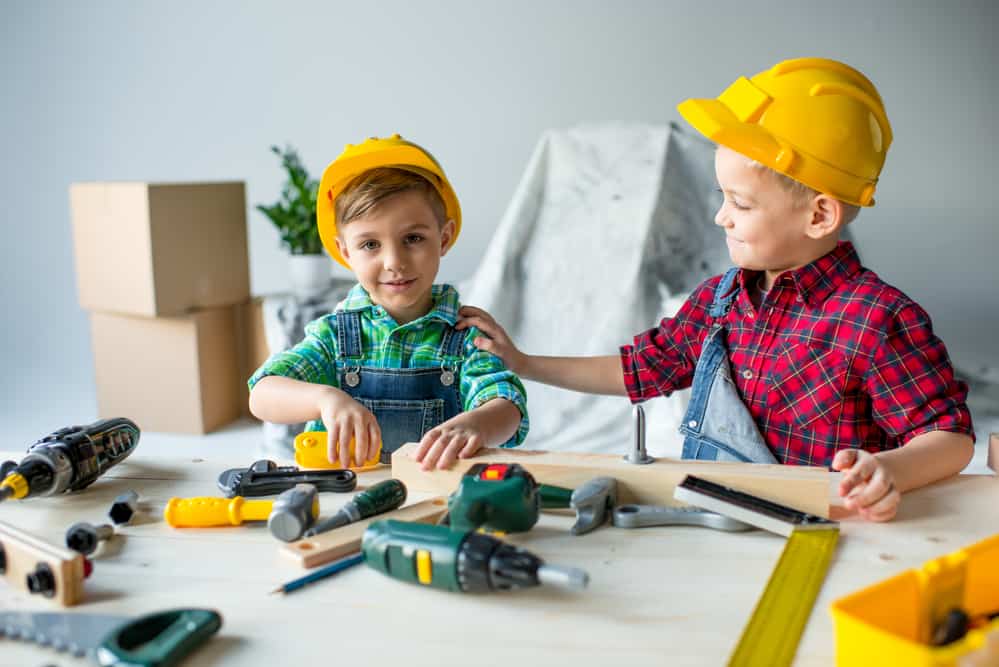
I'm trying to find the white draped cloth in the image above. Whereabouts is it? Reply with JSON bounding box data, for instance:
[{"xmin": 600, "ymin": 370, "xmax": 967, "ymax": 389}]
[{"xmin": 460, "ymin": 122, "xmax": 730, "ymax": 456}]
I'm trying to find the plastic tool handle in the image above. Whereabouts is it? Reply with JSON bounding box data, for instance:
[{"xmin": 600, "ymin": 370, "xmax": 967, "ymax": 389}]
[
  {"xmin": 304, "ymin": 479, "xmax": 408, "ymax": 537},
  {"xmin": 611, "ymin": 504, "xmax": 754, "ymax": 532},
  {"xmin": 538, "ymin": 484, "xmax": 573, "ymax": 509},
  {"xmin": 163, "ymin": 497, "xmax": 271, "ymax": 527},
  {"xmin": 353, "ymin": 479, "xmax": 407, "ymax": 519},
  {"xmin": 294, "ymin": 431, "xmax": 382, "ymax": 471},
  {"xmin": 94, "ymin": 608, "xmax": 222, "ymax": 667}
]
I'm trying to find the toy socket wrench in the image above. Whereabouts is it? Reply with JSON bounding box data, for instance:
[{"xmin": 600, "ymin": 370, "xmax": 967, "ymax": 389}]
[{"xmin": 612, "ymin": 504, "xmax": 753, "ymax": 532}]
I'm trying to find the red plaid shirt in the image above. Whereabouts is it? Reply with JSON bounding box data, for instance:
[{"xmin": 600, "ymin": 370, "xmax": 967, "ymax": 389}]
[{"xmin": 620, "ymin": 242, "xmax": 973, "ymax": 466}]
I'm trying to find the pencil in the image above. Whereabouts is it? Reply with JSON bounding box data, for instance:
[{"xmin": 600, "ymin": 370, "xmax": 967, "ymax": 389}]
[{"xmin": 269, "ymin": 552, "xmax": 365, "ymax": 595}]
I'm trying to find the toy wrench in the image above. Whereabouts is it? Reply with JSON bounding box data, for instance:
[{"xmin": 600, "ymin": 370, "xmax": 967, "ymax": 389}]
[{"xmin": 612, "ymin": 504, "xmax": 753, "ymax": 532}]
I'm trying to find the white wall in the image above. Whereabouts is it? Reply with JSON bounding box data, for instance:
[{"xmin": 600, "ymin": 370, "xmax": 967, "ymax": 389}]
[{"xmin": 2, "ymin": 0, "xmax": 996, "ymax": 436}]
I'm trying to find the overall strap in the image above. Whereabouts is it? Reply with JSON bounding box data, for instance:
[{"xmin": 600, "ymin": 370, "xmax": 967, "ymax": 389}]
[
  {"xmin": 335, "ymin": 311, "xmax": 364, "ymax": 363},
  {"xmin": 439, "ymin": 325, "xmax": 468, "ymax": 363},
  {"xmin": 708, "ymin": 267, "xmax": 742, "ymax": 318}
]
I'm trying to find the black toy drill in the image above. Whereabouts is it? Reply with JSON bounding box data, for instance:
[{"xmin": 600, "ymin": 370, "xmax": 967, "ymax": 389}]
[
  {"xmin": 362, "ymin": 519, "xmax": 589, "ymax": 593},
  {"xmin": 0, "ymin": 418, "xmax": 140, "ymax": 502}
]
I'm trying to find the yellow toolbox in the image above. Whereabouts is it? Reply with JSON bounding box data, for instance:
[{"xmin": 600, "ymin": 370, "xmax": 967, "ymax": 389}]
[{"xmin": 830, "ymin": 533, "xmax": 999, "ymax": 666}]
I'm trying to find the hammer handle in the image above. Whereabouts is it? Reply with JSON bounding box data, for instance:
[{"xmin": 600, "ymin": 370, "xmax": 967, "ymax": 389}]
[{"xmin": 164, "ymin": 496, "xmax": 272, "ymax": 527}]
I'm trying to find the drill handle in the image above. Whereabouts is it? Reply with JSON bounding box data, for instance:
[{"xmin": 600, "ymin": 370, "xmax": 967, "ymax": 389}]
[{"xmin": 164, "ymin": 497, "xmax": 271, "ymax": 527}]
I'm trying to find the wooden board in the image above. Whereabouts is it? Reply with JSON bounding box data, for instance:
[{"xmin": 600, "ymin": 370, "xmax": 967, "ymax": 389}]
[
  {"xmin": 280, "ymin": 497, "xmax": 448, "ymax": 568},
  {"xmin": 0, "ymin": 520, "xmax": 87, "ymax": 606},
  {"xmin": 391, "ymin": 444, "xmax": 833, "ymax": 518}
]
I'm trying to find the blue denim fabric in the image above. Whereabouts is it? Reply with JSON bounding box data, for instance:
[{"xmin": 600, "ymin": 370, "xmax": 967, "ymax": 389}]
[
  {"xmin": 678, "ymin": 267, "xmax": 778, "ymax": 463},
  {"xmin": 336, "ymin": 311, "xmax": 464, "ymax": 463}
]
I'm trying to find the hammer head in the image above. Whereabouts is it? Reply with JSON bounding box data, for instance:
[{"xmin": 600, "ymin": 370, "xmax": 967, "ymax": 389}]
[
  {"xmin": 569, "ymin": 477, "xmax": 617, "ymax": 536},
  {"xmin": 268, "ymin": 484, "xmax": 319, "ymax": 542}
]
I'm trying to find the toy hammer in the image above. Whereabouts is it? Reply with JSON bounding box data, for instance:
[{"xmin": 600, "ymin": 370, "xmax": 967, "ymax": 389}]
[{"xmin": 164, "ymin": 484, "xmax": 319, "ymax": 542}]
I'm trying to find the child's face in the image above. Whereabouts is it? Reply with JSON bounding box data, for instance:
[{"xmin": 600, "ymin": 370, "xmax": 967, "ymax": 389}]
[
  {"xmin": 335, "ymin": 189, "xmax": 454, "ymax": 324},
  {"xmin": 713, "ymin": 146, "xmax": 815, "ymax": 274}
]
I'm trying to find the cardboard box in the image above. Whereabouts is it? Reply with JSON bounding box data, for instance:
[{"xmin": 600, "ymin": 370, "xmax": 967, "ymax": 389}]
[
  {"xmin": 70, "ymin": 182, "xmax": 249, "ymax": 317},
  {"xmin": 90, "ymin": 306, "xmax": 243, "ymax": 434},
  {"xmin": 236, "ymin": 297, "xmax": 271, "ymax": 417}
]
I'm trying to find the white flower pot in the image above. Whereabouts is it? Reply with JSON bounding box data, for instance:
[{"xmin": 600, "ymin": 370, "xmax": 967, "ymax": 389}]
[{"xmin": 288, "ymin": 253, "xmax": 332, "ymax": 300}]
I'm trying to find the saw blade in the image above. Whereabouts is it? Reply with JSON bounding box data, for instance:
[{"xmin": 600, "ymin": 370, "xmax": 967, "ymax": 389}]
[{"xmin": 0, "ymin": 611, "xmax": 126, "ymax": 657}]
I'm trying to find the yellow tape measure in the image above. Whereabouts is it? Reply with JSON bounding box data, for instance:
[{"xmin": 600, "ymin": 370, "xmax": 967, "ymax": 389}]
[{"xmin": 729, "ymin": 528, "xmax": 840, "ymax": 666}]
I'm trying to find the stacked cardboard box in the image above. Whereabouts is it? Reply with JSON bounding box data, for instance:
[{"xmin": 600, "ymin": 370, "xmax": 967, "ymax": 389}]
[{"xmin": 70, "ymin": 182, "xmax": 269, "ymax": 434}]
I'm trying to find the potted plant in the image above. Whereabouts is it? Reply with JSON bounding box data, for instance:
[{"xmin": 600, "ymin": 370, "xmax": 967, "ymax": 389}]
[{"xmin": 256, "ymin": 145, "xmax": 331, "ymax": 298}]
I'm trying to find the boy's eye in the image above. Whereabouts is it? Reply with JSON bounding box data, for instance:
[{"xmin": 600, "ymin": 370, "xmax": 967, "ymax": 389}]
[
  {"xmin": 360, "ymin": 240, "xmax": 379, "ymax": 251},
  {"xmin": 717, "ymin": 188, "xmax": 749, "ymax": 210},
  {"xmin": 404, "ymin": 234, "xmax": 424, "ymax": 244}
]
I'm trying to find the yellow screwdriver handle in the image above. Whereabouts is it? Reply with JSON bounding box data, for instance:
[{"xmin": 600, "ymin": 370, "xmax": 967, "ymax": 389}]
[{"xmin": 164, "ymin": 496, "xmax": 273, "ymax": 527}]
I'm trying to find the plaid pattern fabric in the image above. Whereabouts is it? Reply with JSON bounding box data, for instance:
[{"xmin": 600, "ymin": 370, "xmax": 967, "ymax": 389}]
[
  {"xmin": 249, "ymin": 283, "xmax": 529, "ymax": 446},
  {"xmin": 621, "ymin": 242, "xmax": 973, "ymax": 465}
]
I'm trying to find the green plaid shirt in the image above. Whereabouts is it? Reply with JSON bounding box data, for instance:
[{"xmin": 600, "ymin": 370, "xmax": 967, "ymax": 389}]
[{"xmin": 248, "ymin": 283, "xmax": 528, "ymax": 446}]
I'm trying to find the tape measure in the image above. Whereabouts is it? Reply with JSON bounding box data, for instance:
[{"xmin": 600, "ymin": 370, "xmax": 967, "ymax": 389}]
[{"xmin": 729, "ymin": 528, "xmax": 839, "ymax": 666}]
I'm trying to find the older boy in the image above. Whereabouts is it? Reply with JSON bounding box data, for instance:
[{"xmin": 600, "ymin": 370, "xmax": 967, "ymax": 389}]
[
  {"xmin": 460, "ymin": 58, "xmax": 973, "ymax": 521},
  {"xmin": 249, "ymin": 135, "xmax": 528, "ymax": 470}
]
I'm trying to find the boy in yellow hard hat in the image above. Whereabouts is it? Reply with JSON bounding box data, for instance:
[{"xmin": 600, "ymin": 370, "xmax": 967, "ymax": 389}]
[
  {"xmin": 459, "ymin": 58, "xmax": 974, "ymax": 521},
  {"xmin": 249, "ymin": 135, "xmax": 528, "ymax": 470}
]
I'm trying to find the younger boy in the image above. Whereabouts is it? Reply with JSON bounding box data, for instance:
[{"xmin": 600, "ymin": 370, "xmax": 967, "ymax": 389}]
[
  {"xmin": 459, "ymin": 59, "xmax": 974, "ymax": 521},
  {"xmin": 249, "ymin": 135, "xmax": 528, "ymax": 471}
]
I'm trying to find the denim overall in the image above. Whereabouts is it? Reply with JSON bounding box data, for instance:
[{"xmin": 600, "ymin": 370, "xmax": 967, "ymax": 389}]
[
  {"xmin": 678, "ymin": 268, "xmax": 779, "ymax": 463},
  {"xmin": 335, "ymin": 311, "xmax": 466, "ymax": 463}
]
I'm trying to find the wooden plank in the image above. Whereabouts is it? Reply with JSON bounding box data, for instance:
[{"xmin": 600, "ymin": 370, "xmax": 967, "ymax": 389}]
[
  {"xmin": 280, "ymin": 497, "xmax": 448, "ymax": 568},
  {"xmin": 0, "ymin": 520, "xmax": 87, "ymax": 606},
  {"xmin": 391, "ymin": 444, "xmax": 833, "ymax": 518}
]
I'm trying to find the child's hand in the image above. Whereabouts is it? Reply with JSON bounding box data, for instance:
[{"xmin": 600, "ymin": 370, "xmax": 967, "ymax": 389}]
[
  {"xmin": 456, "ymin": 306, "xmax": 527, "ymax": 374},
  {"xmin": 317, "ymin": 389, "xmax": 381, "ymax": 468},
  {"xmin": 832, "ymin": 449, "xmax": 901, "ymax": 522},
  {"xmin": 413, "ymin": 414, "xmax": 485, "ymax": 471}
]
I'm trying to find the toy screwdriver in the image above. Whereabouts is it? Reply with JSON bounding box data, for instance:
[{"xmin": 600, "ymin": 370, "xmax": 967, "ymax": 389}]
[
  {"xmin": 0, "ymin": 418, "xmax": 139, "ymax": 503},
  {"xmin": 302, "ymin": 479, "xmax": 407, "ymax": 537},
  {"xmin": 362, "ymin": 519, "xmax": 589, "ymax": 593}
]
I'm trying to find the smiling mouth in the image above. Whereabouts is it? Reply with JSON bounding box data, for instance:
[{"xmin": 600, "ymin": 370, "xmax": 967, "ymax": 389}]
[{"xmin": 381, "ymin": 278, "xmax": 416, "ymax": 287}]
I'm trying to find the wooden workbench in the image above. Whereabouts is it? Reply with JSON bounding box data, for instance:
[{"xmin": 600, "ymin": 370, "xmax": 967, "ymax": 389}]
[{"xmin": 0, "ymin": 448, "xmax": 995, "ymax": 666}]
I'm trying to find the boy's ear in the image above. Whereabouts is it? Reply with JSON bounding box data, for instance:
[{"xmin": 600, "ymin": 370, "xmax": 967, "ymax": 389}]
[
  {"xmin": 334, "ymin": 235, "xmax": 350, "ymax": 262},
  {"xmin": 804, "ymin": 194, "xmax": 844, "ymax": 240},
  {"xmin": 439, "ymin": 219, "xmax": 456, "ymax": 256}
]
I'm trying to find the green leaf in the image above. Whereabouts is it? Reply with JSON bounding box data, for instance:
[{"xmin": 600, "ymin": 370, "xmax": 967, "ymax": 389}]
[{"xmin": 256, "ymin": 144, "xmax": 323, "ymax": 254}]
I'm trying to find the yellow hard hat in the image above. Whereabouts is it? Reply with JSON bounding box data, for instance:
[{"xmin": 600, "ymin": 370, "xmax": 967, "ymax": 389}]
[
  {"xmin": 678, "ymin": 58, "xmax": 892, "ymax": 206},
  {"xmin": 316, "ymin": 134, "xmax": 462, "ymax": 268}
]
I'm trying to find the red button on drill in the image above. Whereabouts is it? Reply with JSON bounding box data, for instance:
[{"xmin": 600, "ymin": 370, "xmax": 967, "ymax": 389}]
[{"xmin": 480, "ymin": 464, "xmax": 510, "ymax": 481}]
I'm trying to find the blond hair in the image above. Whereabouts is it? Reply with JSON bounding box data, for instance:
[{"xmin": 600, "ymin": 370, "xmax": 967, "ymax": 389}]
[
  {"xmin": 334, "ymin": 167, "xmax": 448, "ymax": 229},
  {"xmin": 746, "ymin": 159, "xmax": 861, "ymax": 224}
]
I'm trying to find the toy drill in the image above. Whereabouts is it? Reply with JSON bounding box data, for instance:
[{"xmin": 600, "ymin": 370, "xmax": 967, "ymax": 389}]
[
  {"xmin": 0, "ymin": 418, "xmax": 140, "ymax": 503},
  {"xmin": 362, "ymin": 520, "xmax": 588, "ymax": 593},
  {"xmin": 446, "ymin": 463, "xmax": 572, "ymax": 534}
]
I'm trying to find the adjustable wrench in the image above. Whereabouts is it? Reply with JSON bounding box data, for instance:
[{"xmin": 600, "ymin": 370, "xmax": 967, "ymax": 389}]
[{"xmin": 612, "ymin": 504, "xmax": 753, "ymax": 532}]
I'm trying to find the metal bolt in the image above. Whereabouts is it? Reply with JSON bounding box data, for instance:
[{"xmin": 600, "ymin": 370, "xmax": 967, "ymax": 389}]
[
  {"xmin": 108, "ymin": 490, "xmax": 139, "ymax": 525},
  {"xmin": 26, "ymin": 562, "xmax": 55, "ymax": 597},
  {"xmin": 65, "ymin": 522, "xmax": 114, "ymax": 556},
  {"xmin": 623, "ymin": 404, "xmax": 654, "ymax": 464}
]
